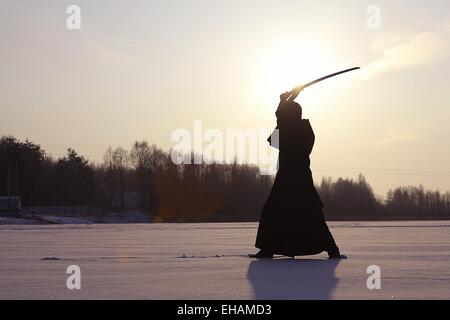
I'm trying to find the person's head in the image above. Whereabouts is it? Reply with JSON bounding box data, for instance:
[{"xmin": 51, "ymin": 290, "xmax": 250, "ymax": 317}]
[{"xmin": 287, "ymin": 101, "xmax": 302, "ymax": 119}]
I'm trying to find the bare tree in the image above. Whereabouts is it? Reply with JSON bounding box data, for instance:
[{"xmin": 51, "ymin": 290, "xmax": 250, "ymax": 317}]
[
  {"xmin": 102, "ymin": 147, "xmax": 116, "ymax": 207},
  {"xmin": 112, "ymin": 147, "xmax": 129, "ymax": 209},
  {"xmin": 130, "ymin": 141, "xmax": 152, "ymax": 211},
  {"xmin": 3, "ymin": 134, "xmax": 450, "ymax": 222}
]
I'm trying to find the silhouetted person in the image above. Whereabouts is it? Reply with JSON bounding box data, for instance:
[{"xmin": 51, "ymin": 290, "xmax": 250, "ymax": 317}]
[{"xmin": 251, "ymin": 88, "xmax": 344, "ymax": 259}]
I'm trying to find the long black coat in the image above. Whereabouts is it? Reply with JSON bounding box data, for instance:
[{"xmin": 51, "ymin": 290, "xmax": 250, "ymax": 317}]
[{"xmin": 255, "ymin": 101, "xmax": 338, "ymax": 256}]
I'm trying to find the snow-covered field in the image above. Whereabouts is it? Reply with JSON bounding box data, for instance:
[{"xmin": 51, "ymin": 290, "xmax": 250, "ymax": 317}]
[{"xmin": 1, "ymin": 221, "xmax": 449, "ymax": 299}]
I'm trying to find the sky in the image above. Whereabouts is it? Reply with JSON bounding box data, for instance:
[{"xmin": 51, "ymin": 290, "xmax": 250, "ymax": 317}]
[{"xmin": 0, "ymin": 0, "xmax": 449, "ymax": 196}]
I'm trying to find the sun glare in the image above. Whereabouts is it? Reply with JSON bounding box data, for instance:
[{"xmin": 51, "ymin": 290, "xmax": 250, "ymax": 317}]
[{"xmin": 252, "ymin": 39, "xmax": 337, "ymax": 106}]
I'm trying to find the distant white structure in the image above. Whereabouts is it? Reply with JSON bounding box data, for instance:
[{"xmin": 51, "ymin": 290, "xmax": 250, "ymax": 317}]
[
  {"xmin": 111, "ymin": 191, "xmax": 140, "ymax": 209},
  {"xmin": 0, "ymin": 196, "xmax": 21, "ymax": 214}
]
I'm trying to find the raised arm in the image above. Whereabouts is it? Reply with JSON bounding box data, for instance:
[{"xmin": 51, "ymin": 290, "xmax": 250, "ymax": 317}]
[
  {"xmin": 276, "ymin": 87, "xmax": 303, "ymax": 114},
  {"xmin": 287, "ymin": 85, "xmax": 304, "ymax": 102}
]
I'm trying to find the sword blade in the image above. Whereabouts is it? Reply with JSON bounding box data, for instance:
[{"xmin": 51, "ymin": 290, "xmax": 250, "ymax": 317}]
[{"xmin": 296, "ymin": 67, "xmax": 360, "ymax": 90}]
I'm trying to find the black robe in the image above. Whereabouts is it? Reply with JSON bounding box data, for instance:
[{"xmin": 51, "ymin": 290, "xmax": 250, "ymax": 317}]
[{"xmin": 255, "ymin": 101, "xmax": 339, "ymax": 256}]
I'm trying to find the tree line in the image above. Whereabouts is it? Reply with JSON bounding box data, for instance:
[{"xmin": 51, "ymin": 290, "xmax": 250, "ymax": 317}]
[{"xmin": 1, "ymin": 135, "xmax": 449, "ymax": 221}]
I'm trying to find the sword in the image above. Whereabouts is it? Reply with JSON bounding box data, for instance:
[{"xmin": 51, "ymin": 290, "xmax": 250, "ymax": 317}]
[
  {"xmin": 268, "ymin": 67, "xmax": 360, "ymax": 148},
  {"xmin": 288, "ymin": 67, "xmax": 360, "ymax": 100}
]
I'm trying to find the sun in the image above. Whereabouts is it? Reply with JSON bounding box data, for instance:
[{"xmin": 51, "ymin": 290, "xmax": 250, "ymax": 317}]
[{"xmin": 251, "ymin": 39, "xmax": 336, "ymax": 105}]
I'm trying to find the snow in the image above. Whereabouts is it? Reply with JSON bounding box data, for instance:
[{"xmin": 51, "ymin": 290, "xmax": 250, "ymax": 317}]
[
  {"xmin": 0, "ymin": 215, "xmax": 93, "ymax": 225},
  {"xmin": 0, "ymin": 221, "xmax": 449, "ymax": 299}
]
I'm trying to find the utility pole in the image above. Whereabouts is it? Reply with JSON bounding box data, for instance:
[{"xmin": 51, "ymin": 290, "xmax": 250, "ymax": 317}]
[
  {"xmin": 7, "ymin": 157, "xmax": 10, "ymax": 199},
  {"xmin": 15, "ymin": 156, "xmax": 19, "ymax": 196}
]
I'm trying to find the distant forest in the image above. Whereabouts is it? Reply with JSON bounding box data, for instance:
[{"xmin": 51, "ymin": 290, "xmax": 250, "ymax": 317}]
[{"xmin": 1, "ymin": 135, "xmax": 449, "ymax": 221}]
